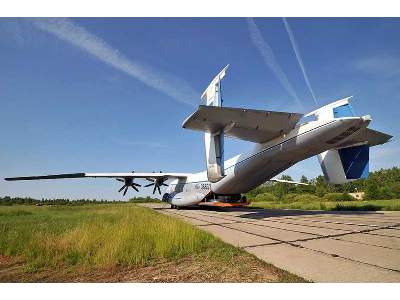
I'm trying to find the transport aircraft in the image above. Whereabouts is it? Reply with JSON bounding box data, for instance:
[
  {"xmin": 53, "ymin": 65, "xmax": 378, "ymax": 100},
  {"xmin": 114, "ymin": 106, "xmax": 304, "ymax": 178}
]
[{"xmin": 5, "ymin": 66, "xmax": 392, "ymax": 208}]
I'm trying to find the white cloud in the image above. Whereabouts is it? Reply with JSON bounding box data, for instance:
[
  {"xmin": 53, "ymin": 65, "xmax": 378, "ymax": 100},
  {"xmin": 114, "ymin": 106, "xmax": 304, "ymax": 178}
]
[
  {"xmin": 282, "ymin": 18, "xmax": 318, "ymax": 106},
  {"xmin": 246, "ymin": 18, "xmax": 303, "ymax": 110},
  {"xmin": 31, "ymin": 18, "xmax": 199, "ymax": 106},
  {"xmin": 354, "ymin": 55, "xmax": 400, "ymax": 77}
]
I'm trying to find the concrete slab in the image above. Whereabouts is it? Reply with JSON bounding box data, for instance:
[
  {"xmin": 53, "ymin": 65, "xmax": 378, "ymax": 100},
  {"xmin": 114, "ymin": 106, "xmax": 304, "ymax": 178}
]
[
  {"xmin": 295, "ymin": 238, "xmax": 400, "ymax": 271},
  {"xmin": 201, "ymin": 224, "xmax": 276, "ymax": 248},
  {"xmin": 171, "ymin": 211, "xmax": 238, "ymax": 225},
  {"xmin": 224, "ymin": 222, "xmax": 317, "ymax": 242},
  {"xmin": 197, "ymin": 211, "xmax": 370, "ymax": 232},
  {"xmin": 337, "ymin": 233, "xmax": 400, "ymax": 250},
  {"xmin": 246, "ymin": 219, "xmax": 349, "ymax": 236},
  {"xmin": 246, "ymin": 243, "xmax": 400, "ymax": 282},
  {"xmin": 141, "ymin": 204, "xmax": 400, "ymax": 282},
  {"xmin": 172, "ymin": 215, "xmax": 211, "ymax": 226},
  {"xmin": 261, "ymin": 218, "xmax": 368, "ymax": 232},
  {"xmin": 307, "ymin": 215, "xmax": 400, "ymax": 226},
  {"xmin": 371, "ymin": 228, "xmax": 400, "ymax": 238}
]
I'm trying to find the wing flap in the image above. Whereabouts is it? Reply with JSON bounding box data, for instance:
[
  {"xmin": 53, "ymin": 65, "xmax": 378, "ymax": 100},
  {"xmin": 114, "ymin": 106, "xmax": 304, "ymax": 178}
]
[{"xmin": 182, "ymin": 105, "xmax": 303, "ymax": 143}]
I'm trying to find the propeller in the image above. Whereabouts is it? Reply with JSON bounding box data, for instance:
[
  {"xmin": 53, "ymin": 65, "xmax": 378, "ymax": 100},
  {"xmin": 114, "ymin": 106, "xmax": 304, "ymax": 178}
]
[
  {"xmin": 144, "ymin": 176, "xmax": 168, "ymax": 195},
  {"xmin": 116, "ymin": 176, "xmax": 141, "ymax": 196}
]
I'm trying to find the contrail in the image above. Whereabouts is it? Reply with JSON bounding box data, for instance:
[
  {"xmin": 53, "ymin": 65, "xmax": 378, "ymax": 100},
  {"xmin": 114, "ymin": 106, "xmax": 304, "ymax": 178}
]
[
  {"xmin": 282, "ymin": 18, "xmax": 318, "ymax": 105},
  {"xmin": 246, "ymin": 18, "xmax": 303, "ymax": 110},
  {"xmin": 31, "ymin": 18, "xmax": 199, "ymax": 106}
]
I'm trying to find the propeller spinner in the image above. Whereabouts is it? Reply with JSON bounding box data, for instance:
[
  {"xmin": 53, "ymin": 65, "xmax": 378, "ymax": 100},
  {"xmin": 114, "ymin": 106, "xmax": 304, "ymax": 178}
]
[{"xmin": 144, "ymin": 177, "xmax": 168, "ymax": 195}]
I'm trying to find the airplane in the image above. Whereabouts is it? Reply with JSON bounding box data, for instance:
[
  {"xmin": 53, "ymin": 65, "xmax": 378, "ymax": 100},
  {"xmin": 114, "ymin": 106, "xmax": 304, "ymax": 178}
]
[{"xmin": 5, "ymin": 66, "xmax": 392, "ymax": 208}]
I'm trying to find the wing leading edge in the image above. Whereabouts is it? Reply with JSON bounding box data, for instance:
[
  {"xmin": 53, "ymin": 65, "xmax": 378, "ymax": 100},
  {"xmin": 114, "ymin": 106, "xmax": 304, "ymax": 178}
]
[{"xmin": 5, "ymin": 172, "xmax": 190, "ymax": 181}]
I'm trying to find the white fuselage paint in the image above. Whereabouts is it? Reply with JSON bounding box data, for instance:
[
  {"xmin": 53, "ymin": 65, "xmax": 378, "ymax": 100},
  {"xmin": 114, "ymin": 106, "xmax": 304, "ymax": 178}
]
[{"xmin": 165, "ymin": 116, "xmax": 370, "ymax": 207}]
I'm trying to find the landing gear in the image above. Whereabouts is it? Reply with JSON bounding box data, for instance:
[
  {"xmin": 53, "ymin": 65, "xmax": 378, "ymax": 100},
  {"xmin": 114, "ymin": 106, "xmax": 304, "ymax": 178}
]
[{"xmin": 170, "ymin": 204, "xmax": 177, "ymax": 209}]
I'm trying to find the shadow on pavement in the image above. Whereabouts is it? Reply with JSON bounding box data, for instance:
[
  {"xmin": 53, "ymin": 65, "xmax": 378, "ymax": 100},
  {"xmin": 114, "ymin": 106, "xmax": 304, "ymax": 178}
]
[{"xmin": 154, "ymin": 204, "xmax": 382, "ymax": 220}]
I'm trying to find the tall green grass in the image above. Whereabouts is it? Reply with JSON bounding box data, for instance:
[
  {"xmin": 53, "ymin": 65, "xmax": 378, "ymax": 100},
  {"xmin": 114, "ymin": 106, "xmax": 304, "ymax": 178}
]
[{"xmin": 0, "ymin": 204, "xmax": 225, "ymax": 270}]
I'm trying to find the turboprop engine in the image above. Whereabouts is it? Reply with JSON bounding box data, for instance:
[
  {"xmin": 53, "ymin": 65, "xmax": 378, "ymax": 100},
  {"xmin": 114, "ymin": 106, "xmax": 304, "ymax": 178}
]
[{"xmin": 168, "ymin": 192, "xmax": 205, "ymax": 207}]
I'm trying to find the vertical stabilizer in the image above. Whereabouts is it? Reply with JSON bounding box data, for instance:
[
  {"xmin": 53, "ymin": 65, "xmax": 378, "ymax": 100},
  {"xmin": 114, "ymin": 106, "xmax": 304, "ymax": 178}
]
[{"xmin": 202, "ymin": 66, "xmax": 228, "ymax": 182}]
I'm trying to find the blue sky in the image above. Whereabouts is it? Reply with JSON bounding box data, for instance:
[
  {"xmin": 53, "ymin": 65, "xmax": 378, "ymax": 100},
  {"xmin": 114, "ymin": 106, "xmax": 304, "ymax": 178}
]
[{"xmin": 0, "ymin": 17, "xmax": 399, "ymax": 200}]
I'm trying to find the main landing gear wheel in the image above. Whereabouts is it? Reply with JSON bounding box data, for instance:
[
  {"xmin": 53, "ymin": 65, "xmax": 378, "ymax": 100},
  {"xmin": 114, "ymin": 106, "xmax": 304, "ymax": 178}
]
[{"xmin": 170, "ymin": 204, "xmax": 177, "ymax": 209}]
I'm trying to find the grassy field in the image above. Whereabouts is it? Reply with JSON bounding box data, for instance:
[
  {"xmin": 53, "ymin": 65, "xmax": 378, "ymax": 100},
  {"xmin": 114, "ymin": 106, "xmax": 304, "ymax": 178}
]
[
  {"xmin": 249, "ymin": 199, "xmax": 400, "ymax": 211},
  {"xmin": 0, "ymin": 204, "xmax": 304, "ymax": 282}
]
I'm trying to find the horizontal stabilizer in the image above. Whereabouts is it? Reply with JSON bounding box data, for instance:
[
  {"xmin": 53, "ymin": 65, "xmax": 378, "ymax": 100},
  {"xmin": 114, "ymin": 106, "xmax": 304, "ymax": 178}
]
[
  {"xmin": 182, "ymin": 105, "xmax": 303, "ymax": 143},
  {"xmin": 336, "ymin": 128, "xmax": 392, "ymax": 148}
]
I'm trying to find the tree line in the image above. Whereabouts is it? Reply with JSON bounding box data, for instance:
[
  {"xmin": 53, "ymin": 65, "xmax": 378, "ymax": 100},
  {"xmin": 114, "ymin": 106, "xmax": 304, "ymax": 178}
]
[
  {"xmin": 246, "ymin": 167, "xmax": 400, "ymax": 201},
  {"xmin": 0, "ymin": 196, "xmax": 160, "ymax": 206}
]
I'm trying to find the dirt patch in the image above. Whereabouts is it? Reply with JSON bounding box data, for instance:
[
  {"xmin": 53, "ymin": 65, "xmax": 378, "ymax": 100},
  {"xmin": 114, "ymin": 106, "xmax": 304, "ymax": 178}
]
[{"xmin": 0, "ymin": 253, "xmax": 305, "ymax": 283}]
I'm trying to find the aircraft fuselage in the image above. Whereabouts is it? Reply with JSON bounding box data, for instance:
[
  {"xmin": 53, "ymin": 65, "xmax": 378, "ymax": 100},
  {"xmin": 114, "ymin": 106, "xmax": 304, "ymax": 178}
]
[{"xmin": 165, "ymin": 116, "xmax": 369, "ymax": 207}]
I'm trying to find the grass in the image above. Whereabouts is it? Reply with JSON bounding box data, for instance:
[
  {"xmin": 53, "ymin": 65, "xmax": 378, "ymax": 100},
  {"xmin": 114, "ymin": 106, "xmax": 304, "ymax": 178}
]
[
  {"xmin": 249, "ymin": 199, "xmax": 400, "ymax": 211},
  {"xmin": 0, "ymin": 204, "xmax": 304, "ymax": 282}
]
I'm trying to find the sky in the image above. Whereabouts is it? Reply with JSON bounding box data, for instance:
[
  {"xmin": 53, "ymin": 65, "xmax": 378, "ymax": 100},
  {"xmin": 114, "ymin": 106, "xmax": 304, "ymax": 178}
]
[{"xmin": 0, "ymin": 17, "xmax": 399, "ymax": 200}]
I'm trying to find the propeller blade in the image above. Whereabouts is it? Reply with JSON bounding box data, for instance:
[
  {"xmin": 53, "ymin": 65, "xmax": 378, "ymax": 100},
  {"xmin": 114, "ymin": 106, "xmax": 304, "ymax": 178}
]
[
  {"xmin": 157, "ymin": 185, "xmax": 161, "ymax": 194},
  {"xmin": 152, "ymin": 185, "xmax": 157, "ymax": 194},
  {"xmin": 123, "ymin": 186, "xmax": 128, "ymax": 196},
  {"xmin": 132, "ymin": 183, "xmax": 141, "ymax": 187},
  {"xmin": 116, "ymin": 178, "xmax": 124, "ymax": 182},
  {"xmin": 118, "ymin": 185, "xmax": 126, "ymax": 193},
  {"xmin": 132, "ymin": 185, "xmax": 139, "ymax": 192},
  {"xmin": 145, "ymin": 183, "xmax": 154, "ymax": 187},
  {"xmin": 162, "ymin": 183, "xmax": 168, "ymax": 187}
]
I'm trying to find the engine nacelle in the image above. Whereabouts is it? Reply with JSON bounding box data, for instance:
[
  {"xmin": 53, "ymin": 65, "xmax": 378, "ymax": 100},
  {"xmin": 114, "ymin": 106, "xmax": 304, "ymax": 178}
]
[{"xmin": 168, "ymin": 192, "xmax": 205, "ymax": 207}]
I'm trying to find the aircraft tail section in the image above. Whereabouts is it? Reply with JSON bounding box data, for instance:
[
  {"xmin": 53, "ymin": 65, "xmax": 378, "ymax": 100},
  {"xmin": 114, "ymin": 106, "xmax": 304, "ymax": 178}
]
[
  {"xmin": 307, "ymin": 97, "xmax": 390, "ymax": 184},
  {"xmin": 318, "ymin": 144, "xmax": 369, "ymax": 184},
  {"xmin": 201, "ymin": 66, "xmax": 228, "ymax": 182}
]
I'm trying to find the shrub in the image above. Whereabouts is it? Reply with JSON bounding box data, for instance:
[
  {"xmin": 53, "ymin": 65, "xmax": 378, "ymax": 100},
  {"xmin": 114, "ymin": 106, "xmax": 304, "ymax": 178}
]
[
  {"xmin": 253, "ymin": 192, "xmax": 278, "ymax": 202},
  {"xmin": 292, "ymin": 194, "xmax": 321, "ymax": 203},
  {"xmin": 365, "ymin": 182, "xmax": 381, "ymax": 200},
  {"xmin": 282, "ymin": 193, "xmax": 299, "ymax": 203},
  {"xmin": 379, "ymin": 186, "xmax": 395, "ymax": 199},
  {"xmin": 315, "ymin": 186, "xmax": 327, "ymax": 197},
  {"xmin": 323, "ymin": 193, "xmax": 354, "ymax": 202}
]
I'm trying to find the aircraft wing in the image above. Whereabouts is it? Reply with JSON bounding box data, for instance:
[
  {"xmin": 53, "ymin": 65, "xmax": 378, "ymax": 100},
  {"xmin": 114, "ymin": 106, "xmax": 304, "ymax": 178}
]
[
  {"xmin": 269, "ymin": 178, "xmax": 309, "ymax": 186},
  {"xmin": 336, "ymin": 128, "xmax": 392, "ymax": 149},
  {"xmin": 4, "ymin": 172, "xmax": 190, "ymax": 196},
  {"xmin": 4, "ymin": 172, "xmax": 190, "ymax": 181},
  {"xmin": 182, "ymin": 105, "xmax": 303, "ymax": 143}
]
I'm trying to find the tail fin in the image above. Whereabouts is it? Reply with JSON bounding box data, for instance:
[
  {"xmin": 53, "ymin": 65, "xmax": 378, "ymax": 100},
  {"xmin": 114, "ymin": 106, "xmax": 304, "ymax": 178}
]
[
  {"xmin": 201, "ymin": 65, "xmax": 228, "ymax": 182},
  {"xmin": 307, "ymin": 97, "xmax": 370, "ymax": 184}
]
